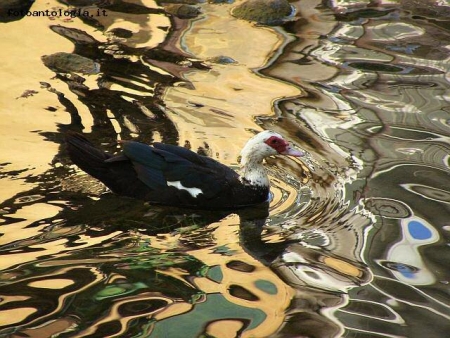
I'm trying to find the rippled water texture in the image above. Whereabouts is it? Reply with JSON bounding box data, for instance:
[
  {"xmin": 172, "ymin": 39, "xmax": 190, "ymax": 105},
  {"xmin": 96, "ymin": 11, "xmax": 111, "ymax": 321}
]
[{"xmin": 1, "ymin": 0, "xmax": 449, "ymax": 337}]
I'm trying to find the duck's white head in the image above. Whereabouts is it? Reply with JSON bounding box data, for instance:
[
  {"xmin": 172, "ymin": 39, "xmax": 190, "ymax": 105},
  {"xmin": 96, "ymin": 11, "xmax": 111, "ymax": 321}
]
[{"xmin": 240, "ymin": 130, "xmax": 305, "ymax": 166}]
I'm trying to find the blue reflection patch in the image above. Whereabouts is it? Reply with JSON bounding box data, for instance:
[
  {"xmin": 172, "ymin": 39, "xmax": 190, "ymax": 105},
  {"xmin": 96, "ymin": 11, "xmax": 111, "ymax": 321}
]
[
  {"xmin": 380, "ymin": 261, "xmax": 419, "ymax": 279},
  {"xmin": 397, "ymin": 264, "xmax": 416, "ymax": 279},
  {"xmin": 408, "ymin": 220, "xmax": 432, "ymax": 240}
]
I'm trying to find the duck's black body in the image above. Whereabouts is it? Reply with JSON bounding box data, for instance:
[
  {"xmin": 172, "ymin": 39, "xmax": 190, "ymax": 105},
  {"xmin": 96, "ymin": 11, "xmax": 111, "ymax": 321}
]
[{"xmin": 66, "ymin": 132, "xmax": 269, "ymax": 209}]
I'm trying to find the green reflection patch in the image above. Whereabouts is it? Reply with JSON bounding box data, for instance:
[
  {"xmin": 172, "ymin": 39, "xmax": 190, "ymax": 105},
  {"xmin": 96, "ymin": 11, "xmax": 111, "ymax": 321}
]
[
  {"xmin": 254, "ymin": 280, "xmax": 277, "ymax": 295},
  {"xmin": 149, "ymin": 293, "xmax": 266, "ymax": 337},
  {"xmin": 206, "ymin": 266, "xmax": 223, "ymax": 283}
]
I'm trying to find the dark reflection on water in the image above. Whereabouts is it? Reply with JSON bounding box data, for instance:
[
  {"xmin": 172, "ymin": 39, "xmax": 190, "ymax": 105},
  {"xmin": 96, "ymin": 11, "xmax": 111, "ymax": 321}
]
[
  {"xmin": 1, "ymin": 0, "xmax": 450, "ymax": 337},
  {"xmin": 263, "ymin": 1, "xmax": 450, "ymax": 337}
]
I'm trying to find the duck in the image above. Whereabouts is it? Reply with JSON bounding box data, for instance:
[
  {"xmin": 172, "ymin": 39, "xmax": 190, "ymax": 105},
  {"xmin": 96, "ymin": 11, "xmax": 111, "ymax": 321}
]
[{"xmin": 66, "ymin": 130, "xmax": 305, "ymax": 209}]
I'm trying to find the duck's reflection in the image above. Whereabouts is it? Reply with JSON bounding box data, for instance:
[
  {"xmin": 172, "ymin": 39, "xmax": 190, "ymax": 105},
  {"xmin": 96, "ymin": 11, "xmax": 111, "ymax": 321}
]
[{"xmin": 239, "ymin": 212, "xmax": 372, "ymax": 338}]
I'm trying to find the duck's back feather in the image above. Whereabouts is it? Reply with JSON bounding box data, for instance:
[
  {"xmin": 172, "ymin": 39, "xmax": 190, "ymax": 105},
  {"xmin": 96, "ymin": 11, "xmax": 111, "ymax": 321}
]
[
  {"xmin": 66, "ymin": 132, "xmax": 268, "ymax": 209},
  {"xmin": 121, "ymin": 140, "xmax": 239, "ymax": 199}
]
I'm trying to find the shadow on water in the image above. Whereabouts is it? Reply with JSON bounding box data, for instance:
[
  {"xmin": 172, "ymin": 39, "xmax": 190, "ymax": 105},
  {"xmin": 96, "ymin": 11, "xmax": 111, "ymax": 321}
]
[{"xmin": 0, "ymin": 0, "xmax": 449, "ymax": 337}]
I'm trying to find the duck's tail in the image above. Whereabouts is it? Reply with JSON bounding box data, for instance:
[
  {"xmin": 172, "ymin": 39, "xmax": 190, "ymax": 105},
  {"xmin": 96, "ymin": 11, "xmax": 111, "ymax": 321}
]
[
  {"xmin": 66, "ymin": 132, "xmax": 151, "ymax": 199},
  {"xmin": 66, "ymin": 131, "xmax": 112, "ymax": 182}
]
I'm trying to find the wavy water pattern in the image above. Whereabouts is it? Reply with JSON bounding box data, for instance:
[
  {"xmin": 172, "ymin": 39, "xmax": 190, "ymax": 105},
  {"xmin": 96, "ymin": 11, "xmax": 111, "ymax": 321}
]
[
  {"xmin": 268, "ymin": 1, "xmax": 450, "ymax": 337},
  {"xmin": 1, "ymin": 0, "xmax": 449, "ymax": 337}
]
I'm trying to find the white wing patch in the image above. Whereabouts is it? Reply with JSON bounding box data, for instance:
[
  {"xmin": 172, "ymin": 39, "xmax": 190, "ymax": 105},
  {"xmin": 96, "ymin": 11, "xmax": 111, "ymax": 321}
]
[{"xmin": 167, "ymin": 181, "xmax": 203, "ymax": 198}]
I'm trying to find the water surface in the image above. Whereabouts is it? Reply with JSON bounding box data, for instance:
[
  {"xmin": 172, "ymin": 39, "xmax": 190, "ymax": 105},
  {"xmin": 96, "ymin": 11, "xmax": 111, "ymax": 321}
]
[{"xmin": 0, "ymin": 0, "xmax": 449, "ymax": 337}]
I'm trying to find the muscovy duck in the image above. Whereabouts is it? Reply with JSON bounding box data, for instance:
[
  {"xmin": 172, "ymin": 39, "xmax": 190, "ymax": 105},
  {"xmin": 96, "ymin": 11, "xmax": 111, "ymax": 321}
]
[{"xmin": 66, "ymin": 130, "xmax": 304, "ymax": 209}]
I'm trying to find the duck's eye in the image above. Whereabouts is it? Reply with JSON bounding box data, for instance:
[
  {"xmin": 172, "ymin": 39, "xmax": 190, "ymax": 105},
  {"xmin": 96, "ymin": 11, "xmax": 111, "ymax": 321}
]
[{"xmin": 265, "ymin": 136, "xmax": 285, "ymax": 150}]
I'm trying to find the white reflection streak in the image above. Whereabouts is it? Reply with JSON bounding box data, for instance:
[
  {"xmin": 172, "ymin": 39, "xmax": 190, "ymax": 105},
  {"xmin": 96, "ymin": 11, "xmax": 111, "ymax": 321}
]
[
  {"xmin": 401, "ymin": 183, "xmax": 450, "ymax": 205},
  {"xmin": 372, "ymin": 275, "xmax": 450, "ymax": 315},
  {"xmin": 371, "ymin": 163, "xmax": 447, "ymax": 179},
  {"xmin": 344, "ymin": 327, "xmax": 408, "ymax": 338},
  {"xmin": 338, "ymin": 299, "xmax": 406, "ymax": 324}
]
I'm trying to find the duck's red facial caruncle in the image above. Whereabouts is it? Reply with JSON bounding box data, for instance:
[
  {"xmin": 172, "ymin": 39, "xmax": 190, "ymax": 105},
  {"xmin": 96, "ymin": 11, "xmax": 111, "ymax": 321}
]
[
  {"xmin": 265, "ymin": 135, "xmax": 288, "ymax": 153},
  {"xmin": 265, "ymin": 136, "xmax": 305, "ymax": 157}
]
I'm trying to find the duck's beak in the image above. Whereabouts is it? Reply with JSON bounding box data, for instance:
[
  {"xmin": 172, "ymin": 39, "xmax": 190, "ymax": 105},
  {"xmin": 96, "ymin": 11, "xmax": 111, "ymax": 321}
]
[{"xmin": 281, "ymin": 145, "xmax": 305, "ymax": 157}]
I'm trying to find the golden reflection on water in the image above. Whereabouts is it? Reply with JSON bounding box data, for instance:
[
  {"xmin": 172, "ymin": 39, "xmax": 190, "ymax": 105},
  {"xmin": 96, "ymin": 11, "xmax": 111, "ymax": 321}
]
[
  {"xmin": 0, "ymin": 0, "xmax": 92, "ymax": 202},
  {"xmin": 0, "ymin": 0, "xmax": 171, "ymax": 196},
  {"xmin": 322, "ymin": 257, "xmax": 363, "ymax": 278},
  {"xmin": 0, "ymin": 0, "xmax": 366, "ymax": 333},
  {"xmin": 0, "ymin": 308, "xmax": 37, "ymax": 327},
  {"xmin": 2, "ymin": 0, "xmax": 448, "ymax": 336},
  {"xmin": 145, "ymin": 214, "xmax": 296, "ymax": 337},
  {"xmin": 28, "ymin": 279, "xmax": 75, "ymax": 289},
  {"xmin": 190, "ymin": 216, "xmax": 295, "ymax": 337},
  {"xmin": 163, "ymin": 3, "xmax": 303, "ymax": 162},
  {"xmin": 0, "ymin": 0, "xmax": 370, "ymax": 335}
]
